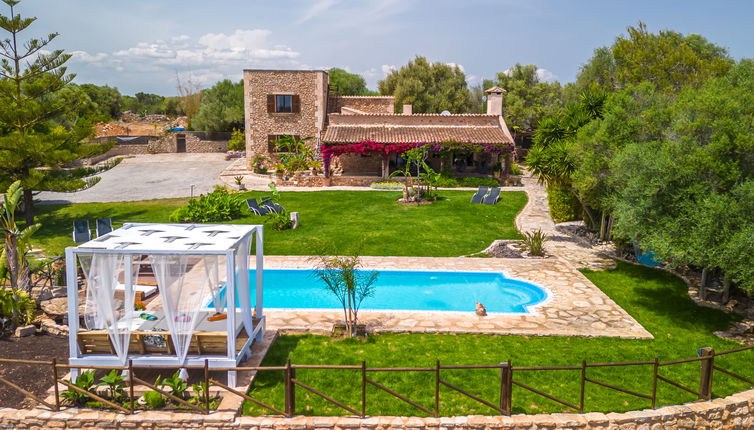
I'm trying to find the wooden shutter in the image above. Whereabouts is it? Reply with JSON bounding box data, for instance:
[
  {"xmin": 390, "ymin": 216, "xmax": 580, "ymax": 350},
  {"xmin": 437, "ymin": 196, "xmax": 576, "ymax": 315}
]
[
  {"xmin": 268, "ymin": 135, "xmax": 276, "ymax": 152},
  {"xmin": 267, "ymin": 95, "xmax": 275, "ymax": 113},
  {"xmin": 292, "ymin": 95, "xmax": 300, "ymax": 113}
]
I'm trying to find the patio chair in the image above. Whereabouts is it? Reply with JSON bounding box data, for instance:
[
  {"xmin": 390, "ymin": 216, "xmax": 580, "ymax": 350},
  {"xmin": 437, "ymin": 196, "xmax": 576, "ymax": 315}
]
[
  {"xmin": 246, "ymin": 199, "xmax": 270, "ymax": 216},
  {"xmin": 470, "ymin": 186, "xmax": 489, "ymax": 204},
  {"xmin": 482, "ymin": 187, "xmax": 501, "ymax": 205},
  {"xmin": 263, "ymin": 200, "xmax": 285, "ymax": 214},
  {"xmin": 96, "ymin": 218, "xmax": 113, "ymax": 237},
  {"xmin": 72, "ymin": 220, "xmax": 91, "ymax": 243}
]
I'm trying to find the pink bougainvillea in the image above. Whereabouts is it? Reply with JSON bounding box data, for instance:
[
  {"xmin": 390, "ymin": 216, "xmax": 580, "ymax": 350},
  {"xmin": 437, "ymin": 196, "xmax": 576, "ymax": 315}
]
[{"xmin": 321, "ymin": 140, "xmax": 514, "ymax": 174}]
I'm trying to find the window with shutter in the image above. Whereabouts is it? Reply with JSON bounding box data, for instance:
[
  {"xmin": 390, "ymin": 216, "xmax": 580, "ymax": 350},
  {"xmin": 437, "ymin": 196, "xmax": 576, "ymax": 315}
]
[
  {"xmin": 266, "ymin": 95, "xmax": 275, "ymax": 113},
  {"xmin": 291, "ymin": 95, "xmax": 300, "ymax": 113}
]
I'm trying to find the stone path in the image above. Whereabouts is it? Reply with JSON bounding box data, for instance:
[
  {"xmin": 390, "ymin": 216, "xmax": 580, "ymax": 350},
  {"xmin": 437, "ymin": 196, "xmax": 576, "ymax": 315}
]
[
  {"xmin": 262, "ymin": 256, "xmax": 651, "ymax": 339},
  {"xmin": 511, "ymin": 174, "xmax": 617, "ymax": 270}
]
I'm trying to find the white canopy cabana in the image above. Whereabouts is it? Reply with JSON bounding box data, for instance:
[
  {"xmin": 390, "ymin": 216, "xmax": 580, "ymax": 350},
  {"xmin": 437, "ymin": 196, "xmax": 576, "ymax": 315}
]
[{"xmin": 65, "ymin": 223, "xmax": 264, "ymax": 387}]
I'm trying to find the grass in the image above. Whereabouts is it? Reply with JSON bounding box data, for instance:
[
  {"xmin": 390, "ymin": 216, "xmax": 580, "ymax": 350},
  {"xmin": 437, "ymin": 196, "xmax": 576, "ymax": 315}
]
[
  {"xmin": 34, "ymin": 190, "xmax": 527, "ymax": 257},
  {"xmin": 242, "ymin": 262, "xmax": 749, "ymax": 416}
]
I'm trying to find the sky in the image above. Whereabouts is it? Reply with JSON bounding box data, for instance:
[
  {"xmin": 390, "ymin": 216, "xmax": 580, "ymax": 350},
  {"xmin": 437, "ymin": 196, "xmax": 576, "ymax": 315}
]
[{"xmin": 15, "ymin": 0, "xmax": 754, "ymax": 96}]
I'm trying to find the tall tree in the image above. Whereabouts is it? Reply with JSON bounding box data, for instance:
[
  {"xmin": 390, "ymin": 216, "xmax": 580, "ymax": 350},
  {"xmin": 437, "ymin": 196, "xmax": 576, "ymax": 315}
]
[
  {"xmin": 191, "ymin": 79, "xmax": 244, "ymax": 132},
  {"xmin": 328, "ymin": 68, "xmax": 376, "ymax": 96},
  {"xmin": 378, "ymin": 56, "xmax": 473, "ymax": 113},
  {"xmin": 0, "ymin": 0, "xmax": 112, "ymax": 224},
  {"xmin": 487, "ymin": 64, "xmax": 563, "ymax": 135}
]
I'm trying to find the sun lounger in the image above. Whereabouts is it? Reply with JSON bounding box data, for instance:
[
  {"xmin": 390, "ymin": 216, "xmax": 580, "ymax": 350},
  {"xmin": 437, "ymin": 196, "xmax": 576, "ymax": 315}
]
[
  {"xmin": 470, "ymin": 186, "xmax": 489, "ymax": 204},
  {"xmin": 482, "ymin": 187, "xmax": 501, "ymax": 205},
  {"xmin": 263, "ymin": 201, "xmax": 285, "ymax": 214},
  {"xmin": 73, "ymin": 220, "xmax": 91, "ymax": 243},
  {"xmin": 96, "ymin": 218, "xmax": 113, "ymax": 237},
  {"xmin": 246, "ymin": 199, "xmax": 270, "ymax": 216}
]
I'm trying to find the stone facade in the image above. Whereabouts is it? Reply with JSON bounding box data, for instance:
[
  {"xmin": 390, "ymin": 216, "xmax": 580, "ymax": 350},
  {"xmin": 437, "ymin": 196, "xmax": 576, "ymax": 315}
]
[
  {"xmin": 243, "ymin": 70, "xmax": 328, "ymax": 160},
  {"xmin": 87, "ymin": 133, "xmax": 228, "ymax": 164},
  {"xmin": 1, "ymin": 388, "xmax": 753, "ymax": 428},
  {"xmin": 328, "ymin": 95, "xmax": 395, "ymax": 114}
]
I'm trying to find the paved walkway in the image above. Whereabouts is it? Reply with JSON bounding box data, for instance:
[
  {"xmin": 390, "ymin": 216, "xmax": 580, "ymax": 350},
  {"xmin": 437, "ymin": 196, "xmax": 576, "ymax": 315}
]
[
  {"xmin": 511, "ymin": 174, "xmax": 617, "ymax": 270},
  {"xmin": 38, "ymin": 153, "xmax": 232, "ymax": 204},
  {"xmin": 262, "ymin": 256, "xmax": 651, "ymax": 339}
]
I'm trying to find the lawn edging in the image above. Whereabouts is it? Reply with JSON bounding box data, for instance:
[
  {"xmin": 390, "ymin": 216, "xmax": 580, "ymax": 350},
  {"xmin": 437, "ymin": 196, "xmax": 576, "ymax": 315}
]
[{"xmin": 1, "ymin": 387, "xmax": 752, "ymax": 429}]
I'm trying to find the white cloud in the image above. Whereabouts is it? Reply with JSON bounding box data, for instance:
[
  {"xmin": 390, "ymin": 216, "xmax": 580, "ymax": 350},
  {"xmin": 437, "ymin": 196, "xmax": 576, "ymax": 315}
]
[
  {"xmin": 446, "ymin": 62, "xmax": 465, "ymax": 72},
  {"xmin": 68, "ymin": 29, "xmax": 301, "ymax": 92},
  {"xmin": 536, "ymin": 68, "xmax": 556, "ymax": 81},
  {"xmin": 381, "ymin": 64, "xmax": 396, "ymax": 76}
]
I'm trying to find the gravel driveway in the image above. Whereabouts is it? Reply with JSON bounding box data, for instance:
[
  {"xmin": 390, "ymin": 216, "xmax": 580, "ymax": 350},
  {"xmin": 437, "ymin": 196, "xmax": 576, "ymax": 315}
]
[{"xmin": 38, "ymin": 153, "xmax": 233, "ymax": 204}]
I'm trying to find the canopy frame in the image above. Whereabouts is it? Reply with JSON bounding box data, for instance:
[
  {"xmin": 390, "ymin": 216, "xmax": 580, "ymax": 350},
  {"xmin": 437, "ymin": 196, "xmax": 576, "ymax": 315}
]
[{"xmin": 65, "ymin": 223, "xmax": 265, "ymax": 388}]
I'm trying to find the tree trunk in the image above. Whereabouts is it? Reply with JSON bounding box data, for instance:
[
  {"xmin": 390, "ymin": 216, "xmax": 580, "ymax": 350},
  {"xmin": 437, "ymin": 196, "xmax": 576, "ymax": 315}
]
[
  {"xmin": 23, "ymin": 189, "xmax": 34, "ymax": 226},
  {"xmin": 606, "ymin": 215, "xmax": 614, "ymax": 240},
  {"xmin": 700, "ymin": 268, "xmax": 708, "ymax": 301},
  {"xmin": 570, "ymin": 188, "xmax": 597, "ymax": 228},
  {"xmin": 381, "ymin": 155, "xmax": 389, "ymax": 179},
  {"xmin": 722, "ymin": 275, "xmax": 731, "ymax": 305},
  {"xmin": 4, "ymin": 236, "xmax": 19, "ymax": 290},
  {"xmin": 599, "ymin": 211, "xmax": 607, "ymax": 241}
]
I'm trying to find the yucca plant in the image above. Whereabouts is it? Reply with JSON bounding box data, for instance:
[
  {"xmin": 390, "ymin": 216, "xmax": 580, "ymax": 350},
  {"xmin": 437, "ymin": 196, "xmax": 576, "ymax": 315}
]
[
  {"xmin": 522, "ymin": 229, "xmax": 547, "ymax": 256},
  {"xmin": 1, "ymin": 181, "xmax": 41, "ymax": 292}
]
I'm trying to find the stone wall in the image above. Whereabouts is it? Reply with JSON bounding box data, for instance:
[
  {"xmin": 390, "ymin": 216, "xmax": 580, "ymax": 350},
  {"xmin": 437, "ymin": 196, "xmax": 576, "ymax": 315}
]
[
  {"xmin": 328, "ymin": 96, "xmax": 395, "ymax": 114},
  {"xmin": 243, "ymin": 70, "xmax": 327, "ymax": 161},
  {"xmin": 86, "ymin": 133, "xmax": 228, "ymax": 164},
  {"xmin": 336, "ymin": 153, "xmax": 383, "ymax": 176},
  {"xmin": 1, "ymin": 388, "xmax": 752, "ymax": 429},
  {"xmin": 275, "ymin": 174, "xmax": 382, "ymax": 187}
]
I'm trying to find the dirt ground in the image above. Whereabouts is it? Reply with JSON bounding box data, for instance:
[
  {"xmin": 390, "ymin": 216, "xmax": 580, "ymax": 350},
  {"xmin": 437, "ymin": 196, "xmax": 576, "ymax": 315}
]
[{"xmin": 0, "ymin": 334, "xmax": 69, "ymax": 408}]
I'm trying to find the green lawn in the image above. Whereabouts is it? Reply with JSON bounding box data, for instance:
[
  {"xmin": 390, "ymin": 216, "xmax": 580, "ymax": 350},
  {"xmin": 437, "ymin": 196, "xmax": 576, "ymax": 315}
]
[
  {"xmin": 34, "ymin": 190, "xmax": 527, "ymax": 257},
  {"xmin": 243, "ymin": 262, "xmax": 749, "ymax": 416}
]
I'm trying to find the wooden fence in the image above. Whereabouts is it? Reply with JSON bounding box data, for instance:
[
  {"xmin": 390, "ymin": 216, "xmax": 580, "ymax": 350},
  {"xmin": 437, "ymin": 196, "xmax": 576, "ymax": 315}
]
[{"xmin": 0, "ymin": 345, "xmax": 752, "ymax": 417}]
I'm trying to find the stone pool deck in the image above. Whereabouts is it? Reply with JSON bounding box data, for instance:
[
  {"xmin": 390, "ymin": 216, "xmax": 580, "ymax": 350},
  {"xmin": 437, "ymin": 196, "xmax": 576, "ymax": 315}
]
[{"xmin": 262, "ymin": 256, "xmax": 652, "ymax": 339}]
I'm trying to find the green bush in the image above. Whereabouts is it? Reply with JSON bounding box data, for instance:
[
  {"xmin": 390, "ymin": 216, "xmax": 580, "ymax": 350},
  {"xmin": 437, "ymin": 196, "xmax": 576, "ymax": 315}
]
[
  {"xmin": 142, "ymin": 390, "xmax": 165, "ymax": 409},
  {"xmin": 509, "ymin": 163, "xmax": 523, "ymax": 176},
  {"xmin": 522, "ymin": 229, "xmax": 547, "ymax": 256},
  {"xmin": 370, "ymin": 181, "xmax": 403, "ymax": 190},
  {"xmin": 0, "ymin": 289, "xmax": 35, "ymax": 336},
  {"xmin": 227, "ymin": 129, "xmax": 245, "ymax": 151},
  {"xmin": 265, "ymin": 211, "xmax": 294, "ymax": 231},
  {"xmin": 547, "ymin": 184, "xmax": 581, "ymax": 222},
  {"xmin": 169, "ymin": 189, "xmax": 244, "ymax": 223},
  {"xmin": 61, "ymin": 370, "xmax": 96, "ymax": 406}
]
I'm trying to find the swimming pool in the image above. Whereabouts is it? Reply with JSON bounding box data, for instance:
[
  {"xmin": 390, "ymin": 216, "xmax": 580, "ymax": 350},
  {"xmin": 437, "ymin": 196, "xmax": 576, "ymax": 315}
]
[{"xmin": 211, "ymin": 269, "xmax": 548, "ymax": 314}]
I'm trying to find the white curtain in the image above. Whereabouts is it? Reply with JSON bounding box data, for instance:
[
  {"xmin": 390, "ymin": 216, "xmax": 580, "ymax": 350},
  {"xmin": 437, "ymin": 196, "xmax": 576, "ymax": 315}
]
[
  {"xmin": 202, "ymin": 256, "xmax": 226, "ymax": 313},
  {"xmin": 234, "ymin": 238, "xmax": 253, "ymax": 337},
  {"xmin": 150, "ymin": 255, "xmax": 205, "ymax": 378},
  {"xmin": 79, "ymin": 254, "xmax": 135, "ymax": 364}
]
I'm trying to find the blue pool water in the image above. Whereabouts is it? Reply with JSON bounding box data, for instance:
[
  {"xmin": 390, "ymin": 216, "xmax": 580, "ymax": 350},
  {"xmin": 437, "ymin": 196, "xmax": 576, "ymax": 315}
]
[{"xmin": 212, "ymin": 269, "xmax": 548, "ymax": 314}]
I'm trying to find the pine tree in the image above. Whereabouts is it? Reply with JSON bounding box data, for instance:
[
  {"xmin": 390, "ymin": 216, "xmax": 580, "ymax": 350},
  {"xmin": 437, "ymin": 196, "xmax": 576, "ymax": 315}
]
[{"xmin": 0, "ymin": 0, "xmax": 112, "ymax": 224}]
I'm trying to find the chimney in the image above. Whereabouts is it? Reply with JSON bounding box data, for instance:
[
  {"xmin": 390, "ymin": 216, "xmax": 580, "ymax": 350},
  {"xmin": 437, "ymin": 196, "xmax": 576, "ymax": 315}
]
[
  {"xmin": 484, "ymin": 86, "xmax": 505, "ymax": 116},
  {"xmin": 402, "ymin": 104, "xmax": 412, "ymax": 115}
]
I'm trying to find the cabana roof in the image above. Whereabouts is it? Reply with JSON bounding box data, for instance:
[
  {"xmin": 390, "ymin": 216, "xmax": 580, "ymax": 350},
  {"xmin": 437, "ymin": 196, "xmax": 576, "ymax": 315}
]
[{"xmin": 76, "ymin": 223, "xmax": 258, "ymax": 254}]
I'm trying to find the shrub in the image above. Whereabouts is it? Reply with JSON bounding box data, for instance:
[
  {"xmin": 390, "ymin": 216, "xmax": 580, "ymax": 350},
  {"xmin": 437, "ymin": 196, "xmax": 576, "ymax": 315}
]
[
  {"xmin": 522, "ymin": 229, "xmax": 547, "ymax": 256},
  {"xmin": 61, "ymin": 370, "xmax": 96, "ymax": 405},
  {"xmin": 0, "ymin": 289, "xmax": 35, "ymax": 336},
  {"xmin": 169, "ymin": 189, "xmax": 244, "ymax": 223},
  {"xmin": 509, "ymin": 163, "xmax": 523, "ymax": 176},
  {"xmin": 142, "ymin": 390, "xmax": 165, "ymax": 409},
  {"xmin": 227, "ymin": 128, "xmax": 245, "ymax": 151},
  {"xmin": 547, "ymin": 184, "xmax": 581, "ymax": 222},
  {"xmin": 97, "ymin": 370, "xmax": 127, "ymax": 400},
  {"xmin": 265, "ymin": 211, "xmax": 293, "ymax": 231},
  {"xmin": 370, "ymin": 182, "xmax": 403, "ymax": 190}
]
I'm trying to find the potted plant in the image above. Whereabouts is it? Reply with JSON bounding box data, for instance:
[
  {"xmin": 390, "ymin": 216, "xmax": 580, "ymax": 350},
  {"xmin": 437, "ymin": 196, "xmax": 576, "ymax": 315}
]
[
  {"xmin": 233, "ymin": 176, "xmax": 246, "ymax": 190},
  {"xmin": 309, "ymin": 160, "xmax": 322, "ymax": 177},
  {"xmin": 275, "ymin": 163, "xmax": 286, "ymax": 182}
]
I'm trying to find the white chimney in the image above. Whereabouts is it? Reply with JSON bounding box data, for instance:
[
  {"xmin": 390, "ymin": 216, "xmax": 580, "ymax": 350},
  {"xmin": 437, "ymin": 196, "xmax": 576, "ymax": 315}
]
[
  {"xmin": 485, "ymin": 86, "xmax": 505, "ymax": 116},
  {"xmin": 402, "ymin": 104, "xmax": 412, "ymax": 115}
]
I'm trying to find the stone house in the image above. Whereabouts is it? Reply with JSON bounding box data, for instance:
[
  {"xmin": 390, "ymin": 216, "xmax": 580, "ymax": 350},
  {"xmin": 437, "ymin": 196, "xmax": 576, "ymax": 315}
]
[{"xmin": 243, "ymin": 69, "xmax": 514, "ymax": 177}]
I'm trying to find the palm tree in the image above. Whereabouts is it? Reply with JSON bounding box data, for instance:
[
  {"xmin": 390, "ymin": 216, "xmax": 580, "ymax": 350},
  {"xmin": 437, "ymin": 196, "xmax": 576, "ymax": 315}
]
[{"xmin": 1, "ymin": 181, "xmax": 41, "ymax": 292}]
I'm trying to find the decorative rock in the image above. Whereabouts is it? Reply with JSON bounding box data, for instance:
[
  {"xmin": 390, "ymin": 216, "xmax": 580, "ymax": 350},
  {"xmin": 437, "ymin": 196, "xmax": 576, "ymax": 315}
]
[
  {"xmin": 39, "ymin": 297, "xmax": 69, "ymax": 320},
  {"xmin": 13, "ymin": 324, "xmax": 35, "ymax": 337},
  {"xmin": 290, "ymin": 211, "xmax": 300, "ymax": 229}
]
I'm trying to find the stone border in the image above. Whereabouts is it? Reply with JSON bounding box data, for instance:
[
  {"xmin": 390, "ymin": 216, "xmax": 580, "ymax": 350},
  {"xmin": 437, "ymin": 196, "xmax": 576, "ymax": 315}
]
[{"xmin": 2, "ymin": 388, "xmax": 752, "ymax": 429}]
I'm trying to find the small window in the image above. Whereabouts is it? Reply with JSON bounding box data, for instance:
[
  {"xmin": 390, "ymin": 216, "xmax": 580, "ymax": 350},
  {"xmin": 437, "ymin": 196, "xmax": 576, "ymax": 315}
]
[
  {"xmin": 267, "ymin": 94, "xmax": 300, "ymax": 113},
  {"xmin": 276, "ymin": 95, "xmax": 292, "ymax": 113}
]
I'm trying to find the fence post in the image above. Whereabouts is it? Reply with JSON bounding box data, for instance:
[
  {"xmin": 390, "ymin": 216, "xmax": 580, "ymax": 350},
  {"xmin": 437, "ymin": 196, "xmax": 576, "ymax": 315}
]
[
  {"xmin": 285, "ymin": 359, "xmax": 295, "ymax": 417},
  {"xmin": 651, "ymin": 357, "xmax": 659, "ymax": 408},
  {"xmin": 434, "ymin": 360, "xmax": 440, "ymax": 417},
  {"xmin": 361, "ymin": 360, "xmax": 366, "ymax": 418},
  {"xmin": 128, "ymin": 360, "xmax": 135, "ymax": 413},
  {"xmin": 51, "ymin": 359, "xmax": 60, "ymax": 411},
  {"xmin": 500, "ymin": 360, "xmax": 512, "ymax": 415},
  {"xmin": 699, "ymin": 348, "xmax": 714, "ymax": 400},
  {"xmin": 204, "ymin": 359, "xmax": 210, "ymax": 414},
  {"xmin": 579, "ymin": 360, "xmax": 586, "ymax": 412}
]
